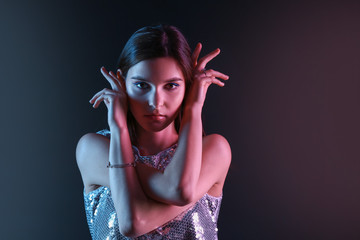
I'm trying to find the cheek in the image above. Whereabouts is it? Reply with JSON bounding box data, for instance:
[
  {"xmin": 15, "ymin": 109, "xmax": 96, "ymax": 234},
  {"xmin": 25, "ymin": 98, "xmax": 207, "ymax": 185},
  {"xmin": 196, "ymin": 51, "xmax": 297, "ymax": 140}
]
[
  {"xmin": 168, "ymin": 91, "xmax": 185, "ymax": 110},
  {"xmin": 173, "ymin": 95, "xmax": 184, "ymax": 107},
  {"xmin": 126, "ymin": 89, "xmax": 147, "ymax": 108},
  {"xmin": 127, "ymin": 96, "xmax": 145, "ymax": 116}
]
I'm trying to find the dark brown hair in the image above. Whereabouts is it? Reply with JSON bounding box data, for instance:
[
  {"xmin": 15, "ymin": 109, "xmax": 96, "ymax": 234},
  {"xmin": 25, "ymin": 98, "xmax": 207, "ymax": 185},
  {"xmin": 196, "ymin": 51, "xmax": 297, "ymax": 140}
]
[{"xmin": 116, "ymin": 24, "xmax": 193, "ymax": 145}]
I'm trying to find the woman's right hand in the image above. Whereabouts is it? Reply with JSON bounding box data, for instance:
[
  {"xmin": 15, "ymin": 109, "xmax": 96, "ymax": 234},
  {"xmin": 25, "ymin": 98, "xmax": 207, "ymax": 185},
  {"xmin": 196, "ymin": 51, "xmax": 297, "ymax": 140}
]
[{"xmin": 89, "ymin": 67, "xmax": 128, "ymax": 130}]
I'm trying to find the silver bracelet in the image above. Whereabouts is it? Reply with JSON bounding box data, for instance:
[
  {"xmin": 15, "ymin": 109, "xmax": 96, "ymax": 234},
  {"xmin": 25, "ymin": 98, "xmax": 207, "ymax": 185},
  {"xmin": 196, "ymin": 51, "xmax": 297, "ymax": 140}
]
[{"xmin": 107, "ymin": 162, "xmax": 136, "ymax": 168}]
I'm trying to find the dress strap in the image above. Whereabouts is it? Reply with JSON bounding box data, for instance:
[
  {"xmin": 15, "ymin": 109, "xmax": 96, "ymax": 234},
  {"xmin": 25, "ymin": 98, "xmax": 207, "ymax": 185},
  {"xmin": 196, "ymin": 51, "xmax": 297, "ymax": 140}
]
[
  {"xmin": 132, "ymin": 144, "xmax": 177, "ymax": 172},
  {"xmin": 96, "ymin": 129, "xmax": 177, "ymax": 172}
]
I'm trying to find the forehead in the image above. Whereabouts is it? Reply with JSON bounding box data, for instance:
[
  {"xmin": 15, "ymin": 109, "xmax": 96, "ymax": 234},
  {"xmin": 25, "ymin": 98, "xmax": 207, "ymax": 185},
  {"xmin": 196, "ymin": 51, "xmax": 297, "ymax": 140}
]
[{"xmin": 126, "ymin": 57, "xmax": 184, "ymax": 82}]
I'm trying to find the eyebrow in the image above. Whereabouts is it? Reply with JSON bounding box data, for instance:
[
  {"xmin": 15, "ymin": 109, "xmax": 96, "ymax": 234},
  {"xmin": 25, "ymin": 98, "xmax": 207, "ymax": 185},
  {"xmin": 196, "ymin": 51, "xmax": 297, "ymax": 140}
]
[{"xmin": 130, "ymin": 76, "xmax": 183, "ymax": 82}]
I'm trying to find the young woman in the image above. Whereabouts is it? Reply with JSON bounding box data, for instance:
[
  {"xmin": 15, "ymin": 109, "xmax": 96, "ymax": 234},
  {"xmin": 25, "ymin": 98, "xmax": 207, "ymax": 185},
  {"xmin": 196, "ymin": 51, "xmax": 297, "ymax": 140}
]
[{"xmin": 76, "ymin": 24, "xmax": 231, "ymax": 239}]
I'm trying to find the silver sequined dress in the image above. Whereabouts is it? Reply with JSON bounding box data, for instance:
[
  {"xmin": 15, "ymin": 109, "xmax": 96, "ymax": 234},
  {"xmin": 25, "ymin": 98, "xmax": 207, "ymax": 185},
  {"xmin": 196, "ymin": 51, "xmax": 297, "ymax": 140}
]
[{"xmin": 83, "ymin": 129, "xmax": 223, "ymax": 240}]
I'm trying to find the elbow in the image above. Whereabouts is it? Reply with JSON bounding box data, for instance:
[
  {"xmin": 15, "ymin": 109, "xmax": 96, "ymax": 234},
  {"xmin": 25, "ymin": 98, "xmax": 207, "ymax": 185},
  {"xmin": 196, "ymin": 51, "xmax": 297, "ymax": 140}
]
[
  {"xmin": 119, "ymin": 224, "xmax": 138, "ymax": 238},
  {"xmin": 175, "ymin": 184, "xmax": 195, "ymax": 206},
  {"xmin": 119, "ymin": 223, "xmax": 135, "ymax": 238},
  {"xmin": 118, "ymin": 216, "xmax": 147, "ymax": 238}
]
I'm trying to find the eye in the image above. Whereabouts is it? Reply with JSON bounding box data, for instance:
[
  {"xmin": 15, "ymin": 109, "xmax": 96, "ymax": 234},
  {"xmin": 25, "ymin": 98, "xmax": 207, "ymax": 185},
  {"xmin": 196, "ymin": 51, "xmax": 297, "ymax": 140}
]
[
  {"xmin": 165, "ymin": 83, "xmax": 180, "ymax": 90},
  {"xmin": 134, "ymin": 82, "xmax": 150, "ymax": 90}
]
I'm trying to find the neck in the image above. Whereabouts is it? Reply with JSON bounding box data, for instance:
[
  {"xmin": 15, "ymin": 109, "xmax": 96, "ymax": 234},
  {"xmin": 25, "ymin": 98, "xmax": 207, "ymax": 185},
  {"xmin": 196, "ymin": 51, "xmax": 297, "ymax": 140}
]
[{"xmin": 135, "ymin": 123, "xmax": 178, "ymax": 155}]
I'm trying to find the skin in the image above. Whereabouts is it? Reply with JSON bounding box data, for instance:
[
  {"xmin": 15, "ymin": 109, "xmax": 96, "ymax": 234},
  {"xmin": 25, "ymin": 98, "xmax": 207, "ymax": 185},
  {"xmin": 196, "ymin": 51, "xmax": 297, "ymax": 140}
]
[
  {"xmin": 125, "ymin": 57, "xmax": 185, "ymax": 154},
  {"xmin": 76, "ymin": 43, "xmax": 231, "ymax": 237}
]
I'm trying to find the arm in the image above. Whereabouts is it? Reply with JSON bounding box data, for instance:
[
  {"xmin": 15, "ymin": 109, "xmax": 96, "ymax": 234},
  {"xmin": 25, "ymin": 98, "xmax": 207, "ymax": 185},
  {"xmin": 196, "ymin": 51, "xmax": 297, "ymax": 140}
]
[
  {"xmin": 78, "ymin": 44, "xmax": 230, "ymax": 235},
  {"xmin": 77, "ymin": 129, "xmax": 195, "ymax": 237},
  {"xmin": 79, "ymin": 68, "xmax": 196, "ymax": 237},
  {"xmin": 86, "ymin": 68, "xmax": 151, "ymax": 236},
  {"xmin": 135, "ymin": 43, "xmax": 231, "ymax": 205}
]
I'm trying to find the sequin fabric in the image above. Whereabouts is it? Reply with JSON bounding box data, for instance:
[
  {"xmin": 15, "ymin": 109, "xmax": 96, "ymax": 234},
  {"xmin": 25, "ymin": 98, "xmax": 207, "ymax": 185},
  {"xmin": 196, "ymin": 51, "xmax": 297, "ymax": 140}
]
[{"xmin": 83, "ymin": 129, "xmax": 223, "ymax": 239}]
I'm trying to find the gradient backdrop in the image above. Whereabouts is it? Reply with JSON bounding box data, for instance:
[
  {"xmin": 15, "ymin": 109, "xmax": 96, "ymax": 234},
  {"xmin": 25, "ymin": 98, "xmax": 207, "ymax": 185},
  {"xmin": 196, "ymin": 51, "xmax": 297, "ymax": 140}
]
[{"xmin": 1, "ymin": 0, "xmax": 359, "ymax": 239}]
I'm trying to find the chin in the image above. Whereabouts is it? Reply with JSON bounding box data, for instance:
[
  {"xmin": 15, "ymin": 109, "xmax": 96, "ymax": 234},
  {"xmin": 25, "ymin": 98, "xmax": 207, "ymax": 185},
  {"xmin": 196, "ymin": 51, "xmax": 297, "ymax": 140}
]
[{"xmin": 143, "ymin": 122, "xmax": 170, "ymax": 132}]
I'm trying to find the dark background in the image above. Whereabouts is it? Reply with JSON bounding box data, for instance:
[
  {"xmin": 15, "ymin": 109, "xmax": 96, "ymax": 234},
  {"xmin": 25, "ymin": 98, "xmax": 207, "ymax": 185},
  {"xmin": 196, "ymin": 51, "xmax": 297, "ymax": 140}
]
[{"xmin": 1, "ymin": 0, "xmax": 359, "ymax": 239}]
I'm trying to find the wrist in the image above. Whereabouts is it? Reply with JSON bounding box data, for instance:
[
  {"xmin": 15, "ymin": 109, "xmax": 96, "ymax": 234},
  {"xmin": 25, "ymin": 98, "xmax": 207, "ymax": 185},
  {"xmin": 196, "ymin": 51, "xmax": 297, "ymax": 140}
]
[
  {"xmin": 181, "ymin": 104, "xmax": 202, "ymax": 127},
  {"xmin": 183, "ymin": 103, "xmax": 203, "ymax": 115},
  {"xmin": 109, "ymin": 124, "xmax": 129, "ymax": 135}
]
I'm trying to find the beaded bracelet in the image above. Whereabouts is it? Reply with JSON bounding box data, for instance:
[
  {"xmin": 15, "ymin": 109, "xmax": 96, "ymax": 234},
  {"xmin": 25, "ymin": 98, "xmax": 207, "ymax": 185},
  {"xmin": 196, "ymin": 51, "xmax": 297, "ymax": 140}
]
[{"xmin": 106, "ymin": 162, "xmax": 136, "ymax": 168}]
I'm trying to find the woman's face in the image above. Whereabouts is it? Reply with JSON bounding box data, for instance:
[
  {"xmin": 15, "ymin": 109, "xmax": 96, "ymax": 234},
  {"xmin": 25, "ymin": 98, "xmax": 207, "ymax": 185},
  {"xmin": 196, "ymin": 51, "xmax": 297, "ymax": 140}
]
[{"xmin": 125, "ymin": 57, "xmax": 186, "ymax": 132}]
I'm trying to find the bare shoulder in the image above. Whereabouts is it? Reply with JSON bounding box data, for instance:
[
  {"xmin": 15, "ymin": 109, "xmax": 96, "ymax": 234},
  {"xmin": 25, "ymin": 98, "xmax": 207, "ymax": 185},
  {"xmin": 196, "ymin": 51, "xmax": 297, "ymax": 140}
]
[
  {"xmin": 76, "ymin": 132, "xmax": 110, "ymax": 167},
  {"xmin": 76, "ymin": 133, "xmax": 110, "ymax": 156},
  {"xmin": 203, "ymin": 133, "xmax": 232, "ymax": 165},
  {"xmin": 194, "ymin": 134, "xmax": 231, "ymax": 197},
  {"xmin": 76, "ymin": 132, "xmax": 110, "ymax": 193}
]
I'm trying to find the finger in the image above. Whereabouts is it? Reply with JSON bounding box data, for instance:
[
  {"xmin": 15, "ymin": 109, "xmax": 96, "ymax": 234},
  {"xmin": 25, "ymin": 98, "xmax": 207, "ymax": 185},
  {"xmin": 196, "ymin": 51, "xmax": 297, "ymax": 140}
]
[
  {"xmin": 89, "ymin": 89, "xmax": 107, "ymax": 103},
  {"xmin": 109, "ymin": 71, "xmax": 117, "ymax": 79},
  {"xmin": 204, "ymin": 69, "xmax": 229, "ymax": 80},
  {"xmin": 191, "ymin": 42, "xmax": 202, "ymax": 67},
  {"xmin": 92, "ymin": 94, "xmax": 104, "ymax": 108},
  {"xmin": 109, "ymin": 70, "xmax": 125, "ymax": 90},
  {"xmin": 199, "ymin": 76, "xmax": 225, "ymax": 87},
  {"xmin": 89, "ymin": 91, "xmax": 103, "ymax": 104},
  {"xmin": 92, "ymin": 93, "xmax": 114, "ymax": 108},
  {"xmin": 117, "ymin": 69, "xmax": 126, "ymax": 89},
  {"xmin": 101, "ymin": 67, "xmax": 121, "ymax": 91},
  {"xmin": 211, "ymin": 77, "xmax": 225, "ymax": 87},
  {"xmin": 89, "ymin": 88, "xmax": 116, "ymax": 103},
  {"xmin": 196, "ymin": 48, "xmax": 221, "ymax": 71},
  {"xmin": 117, "ymin": 69, "xmax": 124, "ymax": 79}
]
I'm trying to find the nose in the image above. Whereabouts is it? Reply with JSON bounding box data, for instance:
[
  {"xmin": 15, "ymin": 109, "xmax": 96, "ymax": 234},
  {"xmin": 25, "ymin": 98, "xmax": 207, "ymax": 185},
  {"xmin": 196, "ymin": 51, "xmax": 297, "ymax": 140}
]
[{"xmin": 148, "ymin": 88, "xmax": 164, "ymax": 111}]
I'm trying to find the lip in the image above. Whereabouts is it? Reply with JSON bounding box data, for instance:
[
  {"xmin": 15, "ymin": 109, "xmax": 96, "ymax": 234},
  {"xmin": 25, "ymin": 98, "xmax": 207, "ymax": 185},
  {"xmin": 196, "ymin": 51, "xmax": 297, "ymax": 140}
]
[{"xmin": 144, "ymin": 114, "xmax": 166, "ymax": 121}]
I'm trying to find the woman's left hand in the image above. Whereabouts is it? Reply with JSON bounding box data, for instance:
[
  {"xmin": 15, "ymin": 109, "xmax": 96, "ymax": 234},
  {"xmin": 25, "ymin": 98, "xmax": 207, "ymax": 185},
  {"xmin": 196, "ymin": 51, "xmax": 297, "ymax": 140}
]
[{"xmin": 184, "ymin": 42, "xmax": 229, "ymax": 110}]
